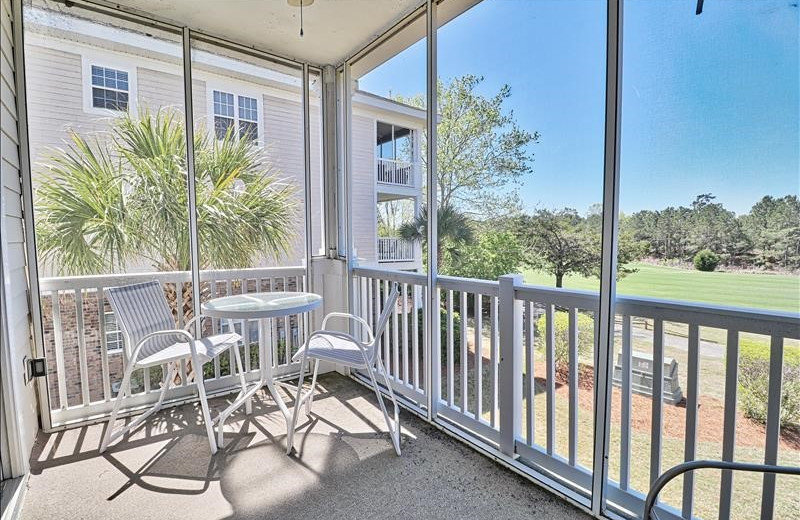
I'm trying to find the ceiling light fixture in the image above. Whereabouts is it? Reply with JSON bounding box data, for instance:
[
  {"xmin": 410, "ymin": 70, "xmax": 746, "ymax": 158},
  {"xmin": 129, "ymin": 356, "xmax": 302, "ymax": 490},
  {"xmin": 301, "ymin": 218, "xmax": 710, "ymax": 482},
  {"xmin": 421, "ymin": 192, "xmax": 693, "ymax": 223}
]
[{"xmin": 287, "ymin": 0, "xmax": 314, "ymax": 37}]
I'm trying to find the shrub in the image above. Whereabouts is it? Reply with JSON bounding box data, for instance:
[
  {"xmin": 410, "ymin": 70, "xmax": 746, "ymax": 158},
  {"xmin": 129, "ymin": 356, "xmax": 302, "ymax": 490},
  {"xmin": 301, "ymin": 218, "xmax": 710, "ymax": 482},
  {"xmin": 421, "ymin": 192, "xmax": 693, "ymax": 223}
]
[
  {"xmin": 535, "ymin": 310, "xmax": 595, "ymax": 376},
  {"xmin": 693, "ymin": 249, "xmax": 720, "ymax": 271},
  {"xmin": 738, "ymin": 339, "xmax": 800, "ymax": 427},
  {"xmin": 409, "ymin": 307, "xmax": 462, "ymax": 365}
]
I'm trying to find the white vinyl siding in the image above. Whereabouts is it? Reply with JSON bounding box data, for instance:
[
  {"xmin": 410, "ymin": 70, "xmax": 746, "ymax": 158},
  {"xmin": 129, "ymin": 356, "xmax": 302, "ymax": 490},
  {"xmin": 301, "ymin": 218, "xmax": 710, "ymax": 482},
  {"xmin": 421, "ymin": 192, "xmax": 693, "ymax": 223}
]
[{"xmin": 351, "ymin": 114, "xmax": 377, "ymax": 262}]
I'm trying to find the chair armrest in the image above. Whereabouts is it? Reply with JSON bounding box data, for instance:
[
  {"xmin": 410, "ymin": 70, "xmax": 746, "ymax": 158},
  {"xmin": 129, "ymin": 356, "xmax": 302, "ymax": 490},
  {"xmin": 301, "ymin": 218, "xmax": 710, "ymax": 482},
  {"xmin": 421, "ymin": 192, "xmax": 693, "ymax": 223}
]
[
  {"xmin": 131, "ymin": 329, "xmax": 195, "ymax": 364},
  {"xmin": 182, "ymin": 314, "xmax": 209, "ymax": 333},
  {"xmin": 321, "ymin": 313, "xmax": 374, "ymax": 343}
]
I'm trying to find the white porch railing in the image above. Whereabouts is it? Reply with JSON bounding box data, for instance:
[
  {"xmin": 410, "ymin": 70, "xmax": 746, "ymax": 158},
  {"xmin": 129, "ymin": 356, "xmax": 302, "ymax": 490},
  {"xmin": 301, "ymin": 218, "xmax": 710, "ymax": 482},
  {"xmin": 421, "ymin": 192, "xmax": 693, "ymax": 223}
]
[
  {"xmin": 351, "ymin": 266, "xmax": 800, "ymax": 520},
  {"xmin": 377, "ymin": 157, "xmax": 415, "ymax": 187},
  {"xmin": 38, "ymin": 266, "xmax": 307, "ymax": 427},
  {"xmin": 377, "ymin": 237, "xmax": 415, "ymax": 262}
]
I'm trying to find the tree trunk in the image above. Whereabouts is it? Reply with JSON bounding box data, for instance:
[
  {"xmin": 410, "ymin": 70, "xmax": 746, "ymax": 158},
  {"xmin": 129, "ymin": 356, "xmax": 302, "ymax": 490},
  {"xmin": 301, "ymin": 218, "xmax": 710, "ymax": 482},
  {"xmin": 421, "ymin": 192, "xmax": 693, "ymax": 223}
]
[{"xmin": 556, "ymin": 273, "xmax": 563, "ymax": 288}]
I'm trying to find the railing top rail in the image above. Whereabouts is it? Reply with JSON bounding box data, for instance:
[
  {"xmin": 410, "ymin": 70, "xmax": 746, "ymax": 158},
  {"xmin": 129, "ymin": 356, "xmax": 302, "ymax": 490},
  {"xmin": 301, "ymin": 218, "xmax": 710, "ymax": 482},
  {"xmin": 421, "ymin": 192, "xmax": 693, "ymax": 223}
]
[
  {"xmin": 616, "ymin": 294, "xmax": 800, "ymax": 338},
  {"xmin": 39, "ymin": 266, "xmax": 307, "ymax": 291},
  {"xmin": 438, "ymin": 275, "xmax": 499, "ymax": 297},
  {"xmin": 516, "ymin": 282, "xmax": 600, "ymax": 311},
  {"xmin": 377, "ymin": 157, "xmax": 413, "ymax": 166},
  {"xmin": 353, "ymin": 266, "xmax": 427, "ymax": 286}
]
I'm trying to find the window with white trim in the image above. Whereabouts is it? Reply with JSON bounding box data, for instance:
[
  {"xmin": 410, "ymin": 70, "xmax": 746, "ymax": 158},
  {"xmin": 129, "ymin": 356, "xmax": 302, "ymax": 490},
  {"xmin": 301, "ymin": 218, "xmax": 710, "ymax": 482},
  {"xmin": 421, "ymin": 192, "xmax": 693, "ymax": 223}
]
[
  {"xmin": 213, "ymin": 90, "xmax": 259, "ymax": 142},
  {"xmin": 90, "ymin": 65, "xmax": 129, "ymax": 111},
  {"xmin": 104, "ymin": 312, "xmax": 124, "ymax": 353}
]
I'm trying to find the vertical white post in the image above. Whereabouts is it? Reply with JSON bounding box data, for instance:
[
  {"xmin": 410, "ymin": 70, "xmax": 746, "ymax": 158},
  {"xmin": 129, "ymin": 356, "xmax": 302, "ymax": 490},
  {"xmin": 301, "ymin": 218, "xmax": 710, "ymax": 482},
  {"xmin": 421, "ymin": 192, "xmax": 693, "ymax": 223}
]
[
  {"xmin": 592, "ymin": 0, "xmax": 623, "ymax": 515},
  {"xmin": 182, "ymin": 27, "xmax": 202, "ymax": 329},
  {"xmin": 498, "ymin": 274, "xmax": 522, "ymax": 457},
  {"xmin": 302, "ymin": 64, "xmax": 313, "ymax": 293},
  {"xmin": 13, "ymin": 0, "xmax": 52, "ymax": 432},
  {"xmin": 425, "ymin": 0, "xmax": 439, "ymax": 421}
]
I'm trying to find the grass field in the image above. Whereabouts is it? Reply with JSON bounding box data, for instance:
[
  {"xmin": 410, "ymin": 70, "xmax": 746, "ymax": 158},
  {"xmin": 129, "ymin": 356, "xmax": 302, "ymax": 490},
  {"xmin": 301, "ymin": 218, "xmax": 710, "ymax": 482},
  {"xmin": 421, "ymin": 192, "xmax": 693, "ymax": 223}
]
[{"xmin": 523, "ymin": 262, "xmax": 800, "ymax": 313}]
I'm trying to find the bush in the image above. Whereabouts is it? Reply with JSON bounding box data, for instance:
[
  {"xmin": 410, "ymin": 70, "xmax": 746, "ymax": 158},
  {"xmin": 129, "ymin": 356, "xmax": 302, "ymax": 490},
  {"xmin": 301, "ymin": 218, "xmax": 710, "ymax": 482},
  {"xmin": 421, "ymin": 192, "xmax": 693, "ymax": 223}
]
[
  {"xmin": 738, "ymin": 339, "xmax": 800, "ymax": 427},
  {"xmin": 693, "ymin": 249, "xmax": 720, "ymax": 271},
  {"xmin": 409, "ymin": 307, "xmax": 462, "ymax": 365},
  {"xmin": 535, "ymin": 310, "xmax": 594, "ymax": 376}
]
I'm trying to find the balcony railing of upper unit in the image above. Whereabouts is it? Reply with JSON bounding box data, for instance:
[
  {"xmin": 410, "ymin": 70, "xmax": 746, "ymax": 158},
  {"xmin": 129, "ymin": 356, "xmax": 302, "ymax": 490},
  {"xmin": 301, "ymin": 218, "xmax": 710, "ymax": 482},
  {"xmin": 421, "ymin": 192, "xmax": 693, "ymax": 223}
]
[
  {"xmin": 377, "ymin": 237, "xmax": 415, "ymax": 262},
  {"xmin": 377, "ymin": 157, "xmax": 415, "ymax": 187}
]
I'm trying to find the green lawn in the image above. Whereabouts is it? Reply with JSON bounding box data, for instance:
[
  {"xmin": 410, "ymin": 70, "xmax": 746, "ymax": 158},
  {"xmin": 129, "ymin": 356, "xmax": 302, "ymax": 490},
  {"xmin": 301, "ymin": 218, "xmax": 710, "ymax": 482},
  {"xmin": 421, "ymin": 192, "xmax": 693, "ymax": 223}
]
[{"xmin": 523, "ymin": 263, "xmax": 800, "ymax": 313}]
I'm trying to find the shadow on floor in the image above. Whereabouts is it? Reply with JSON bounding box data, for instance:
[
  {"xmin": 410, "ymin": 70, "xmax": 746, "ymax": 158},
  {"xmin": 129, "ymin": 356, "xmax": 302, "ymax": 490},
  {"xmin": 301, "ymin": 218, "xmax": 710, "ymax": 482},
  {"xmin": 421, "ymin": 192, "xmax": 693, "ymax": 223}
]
[{"xmin": 23, "ymin": 373, "xmax": 588, "ymax": 520}]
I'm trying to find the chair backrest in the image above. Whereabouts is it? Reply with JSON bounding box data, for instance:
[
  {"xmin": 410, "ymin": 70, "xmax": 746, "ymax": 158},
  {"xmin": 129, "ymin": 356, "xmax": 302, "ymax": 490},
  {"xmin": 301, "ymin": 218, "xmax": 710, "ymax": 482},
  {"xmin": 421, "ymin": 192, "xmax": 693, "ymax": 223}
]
[
  {"xmin": 371, "ymin": 284, "xmax": 400, "ymax": 356},
  {"xmin": 106, "ymin": 280, "xmax": 181, "ymax": 361}
]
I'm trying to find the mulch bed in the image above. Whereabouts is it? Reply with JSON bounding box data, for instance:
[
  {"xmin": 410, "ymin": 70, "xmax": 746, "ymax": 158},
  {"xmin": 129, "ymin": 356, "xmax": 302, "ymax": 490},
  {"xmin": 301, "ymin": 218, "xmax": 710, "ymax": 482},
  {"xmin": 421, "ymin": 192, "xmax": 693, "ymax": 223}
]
[{"xmin": 535, "ymin": 363, "xmax": 800, "ymax": 451}]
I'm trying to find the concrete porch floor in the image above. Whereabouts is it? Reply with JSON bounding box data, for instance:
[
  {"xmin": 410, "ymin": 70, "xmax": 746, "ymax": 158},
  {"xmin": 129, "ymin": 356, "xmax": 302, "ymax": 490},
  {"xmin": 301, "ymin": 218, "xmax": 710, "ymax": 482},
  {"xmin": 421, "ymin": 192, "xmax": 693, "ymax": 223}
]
[{"xmin": 22, "ymin": 373, "xmax": 589, "ymax": 519}]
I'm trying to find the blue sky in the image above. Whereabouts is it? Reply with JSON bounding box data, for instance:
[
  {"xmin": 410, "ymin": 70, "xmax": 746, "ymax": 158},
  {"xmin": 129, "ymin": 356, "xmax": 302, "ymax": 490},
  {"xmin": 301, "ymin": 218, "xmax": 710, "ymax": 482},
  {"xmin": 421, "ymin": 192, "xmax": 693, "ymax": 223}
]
[{"xmin": 360, "ymin": 0, "xmax": 799, "ymax": 215}]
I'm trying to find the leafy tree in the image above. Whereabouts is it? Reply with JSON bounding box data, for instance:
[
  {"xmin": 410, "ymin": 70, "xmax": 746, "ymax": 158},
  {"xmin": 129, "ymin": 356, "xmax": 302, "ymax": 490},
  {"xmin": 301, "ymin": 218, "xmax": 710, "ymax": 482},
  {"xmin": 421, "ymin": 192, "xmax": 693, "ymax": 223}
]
[
  {"xmin": 688, "ymin": 194, "xmax": 749, "ymax": 262},
  {"xmin": 36, "ymin": 108, "xmax": 297, "ymax": 275},
  {"xmin": 514, "ymin": 208, "xmax": 642, "ymax": 288},
  {"xmin": 397, "ymin": 203, "xmax": 474, "ymax": 272},
  {"xmin": 741, "ymin": 195, "xmax": 800, "ymax": 269},
  {"xmin": 395, "ymin": 75, "xmax": 538, "ymax": 215},
  {"xmin": 514, "ymin": 209, "xmax": 597, "ymax": 288},
  {"xmin": 377, "ymin": 199, "xmax": 415, "ymax": 237},
  {"xmin": 449, "ymin": 229, "xmax": 525, "ymax": 281}
]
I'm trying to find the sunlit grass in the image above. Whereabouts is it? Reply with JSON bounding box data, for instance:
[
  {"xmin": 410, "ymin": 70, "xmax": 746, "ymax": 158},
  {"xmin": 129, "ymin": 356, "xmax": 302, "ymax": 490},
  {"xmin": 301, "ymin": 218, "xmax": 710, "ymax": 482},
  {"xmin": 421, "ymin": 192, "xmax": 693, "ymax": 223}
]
[{"xmin": 523, "ymin": 263, "xmax": 800, "ymax": 313}]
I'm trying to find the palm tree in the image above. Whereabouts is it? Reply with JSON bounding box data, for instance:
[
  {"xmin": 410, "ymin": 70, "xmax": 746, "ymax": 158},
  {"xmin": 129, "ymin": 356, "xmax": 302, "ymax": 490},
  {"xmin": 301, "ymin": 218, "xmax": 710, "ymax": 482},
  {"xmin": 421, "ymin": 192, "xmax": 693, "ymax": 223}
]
[
  {"xmin": 36, "ymin": 108, "xmax": 298, "ymax": 276},
  {"xmin": 398, "ymin": 203, "xmax": 474, "ymax": 272}
]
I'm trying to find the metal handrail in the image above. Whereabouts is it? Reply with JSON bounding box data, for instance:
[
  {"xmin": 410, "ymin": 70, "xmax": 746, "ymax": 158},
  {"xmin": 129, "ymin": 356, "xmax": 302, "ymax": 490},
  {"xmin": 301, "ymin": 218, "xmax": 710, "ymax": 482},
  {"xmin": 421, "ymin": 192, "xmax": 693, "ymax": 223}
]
[{"xmin": 644, "ymin": 460, "xmax": 800, "ymax": 519}]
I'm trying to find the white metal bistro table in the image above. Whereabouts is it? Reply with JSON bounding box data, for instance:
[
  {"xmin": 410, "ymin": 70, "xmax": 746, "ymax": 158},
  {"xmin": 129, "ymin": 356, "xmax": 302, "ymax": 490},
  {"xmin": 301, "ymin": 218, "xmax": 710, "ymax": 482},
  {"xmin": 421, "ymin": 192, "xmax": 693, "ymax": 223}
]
[{"xmin": 201, "ymin": 291, "xmax": 322, "ymax": 447}]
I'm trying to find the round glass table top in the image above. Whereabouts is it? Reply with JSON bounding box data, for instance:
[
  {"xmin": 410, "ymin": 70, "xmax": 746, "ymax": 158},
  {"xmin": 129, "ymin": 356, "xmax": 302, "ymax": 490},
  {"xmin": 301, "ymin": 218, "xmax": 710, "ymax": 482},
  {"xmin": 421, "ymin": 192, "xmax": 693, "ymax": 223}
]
[{"xmin": 201, "ymin": 291, "xmax": 322, "ymax": 320}]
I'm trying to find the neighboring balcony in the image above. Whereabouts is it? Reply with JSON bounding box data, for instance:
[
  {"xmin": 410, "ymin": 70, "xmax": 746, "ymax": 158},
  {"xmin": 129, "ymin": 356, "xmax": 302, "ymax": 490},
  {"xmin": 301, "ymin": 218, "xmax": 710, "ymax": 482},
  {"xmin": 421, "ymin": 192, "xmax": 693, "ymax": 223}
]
[
  {"xmin": 377, "ymin": 237, "xmax": 416, "ymax": 263},
  {"xmin": 377, "ymin": 157, "xmax": 417, "ymax": 188}
]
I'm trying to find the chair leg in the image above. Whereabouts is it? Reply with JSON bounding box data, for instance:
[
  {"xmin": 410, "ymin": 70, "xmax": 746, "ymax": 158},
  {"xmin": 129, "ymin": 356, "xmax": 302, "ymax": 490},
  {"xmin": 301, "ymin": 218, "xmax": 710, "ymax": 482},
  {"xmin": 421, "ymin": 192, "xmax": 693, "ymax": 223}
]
[
  {"xmin": 365, "ymin": 362, "xmax": 401, "ymax": 456},
  {"xmin": 99, "ymin": 360, "xmax": 135, "ymax": 453},
  {"xmin": 286, "ymin": 350, "xmax": 309, "ymax": 455},
  {"xmin": 190, "ymin": 352, "xmax": 217, "ymax": 455},
  {"xmin": 305, "ymin": 359, "xmax": 320, "ymax": 416}
]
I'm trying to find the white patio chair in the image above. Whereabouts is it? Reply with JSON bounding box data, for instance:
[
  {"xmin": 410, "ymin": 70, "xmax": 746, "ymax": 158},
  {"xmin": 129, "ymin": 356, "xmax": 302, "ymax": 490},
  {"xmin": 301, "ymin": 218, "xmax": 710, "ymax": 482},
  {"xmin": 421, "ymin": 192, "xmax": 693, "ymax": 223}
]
[
  {"xmin": 287, "ymin": 285, "xmax": 401, "ymax": 456},
  {"xmin": 99, "ymin": 280, "xmax": 245, "ymax": 455}
]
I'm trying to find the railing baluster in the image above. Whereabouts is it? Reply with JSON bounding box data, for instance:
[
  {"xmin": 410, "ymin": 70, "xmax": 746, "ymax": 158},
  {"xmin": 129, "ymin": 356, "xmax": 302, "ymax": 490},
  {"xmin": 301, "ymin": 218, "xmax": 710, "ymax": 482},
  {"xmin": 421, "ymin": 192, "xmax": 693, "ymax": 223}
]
[
  {"xmin": 568, "ymin": 307, "xmax": 579, "ymax": 466},
  {"xmin": 447, "ymin": 289, "xmax": 454, "ymax": 408},
  {"xmin": 545, "ymin": 304, "xmax": 555, "ymax": 455},
  {"xmin": 392, "ymin": 281, "xmax": 400, "ymax": 380},
  {"xmin": 383, "ymin": 279, "xmax": 390, "ymax": 372},
  {"xmin": 52, "ymin": 291, "xmax": 68, "ymax": 409},
  {"xmin": 719, "ymin": 328, "xmax": 739, "ymax": 519},
  {"xmin": 413, "ymin": 283, "xmax": 420, "ymax": 389},
  {"xmin": 760, "ymin": 335, "xmax": 784, "ymax": 520},
  {"xmin": 373, "ymin": 278, "xmax": 380, "ymax": 336},
  {"xmin": 650, "ymin": 318, "xmax": 665, "ymax": 487},
  {"xmin": 283, "ymin": 276, "xmax": 291, "ymax": 366},
  {"xmin": 75, "ymin": 290, "xmax": 91, "ymax": 405},
  {"xmin": 682, "ymin": 323, "xmax": 700, "ymax": 518},
  {"xmin": 402, "ymin": 283, "xmax": 409, "ymax": 385},
  {"xmin": 525, "ymin": 300, "xmax": 534, "ymax": 444},
  {"xmin": 620, "ymin": 314, "xmax": 633, "ymax": 490},
  {"xmin": 474, "ymin": 293, "xmax": 483, "ymax": 422},
  {"xmin": 97, "ymin": 287, "xmax": 111, "ymax": 402},
  {"xmin": 271, "ymin": 277, "xmax": 279, "ymax": 368},
  {"xmin": 460, "ymin": 290, "xmax": 468, "ymax": 413},
  {"xmin": 490, "ymin": 295, "xmax": 499, "ymax": 428},
  {"xmin": 239, "ymin": 277, "xmax": 248, "ymax": 375}
]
